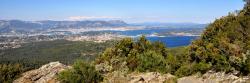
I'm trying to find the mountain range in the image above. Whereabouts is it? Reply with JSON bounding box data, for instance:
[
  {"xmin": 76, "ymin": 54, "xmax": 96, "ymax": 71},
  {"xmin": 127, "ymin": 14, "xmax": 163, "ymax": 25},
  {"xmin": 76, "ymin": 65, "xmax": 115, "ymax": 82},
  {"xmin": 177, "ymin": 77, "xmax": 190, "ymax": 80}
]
[
  {"xmin": 132, "ymin": 22, "xmax": 207, "ymax": 28},
  {"xmin": 0, "ymin": 20, "xmax": 128, "ymax": 33},
  {"xmin": 0, "ymin": 20, "xmax": 207, "ymax": 34}
]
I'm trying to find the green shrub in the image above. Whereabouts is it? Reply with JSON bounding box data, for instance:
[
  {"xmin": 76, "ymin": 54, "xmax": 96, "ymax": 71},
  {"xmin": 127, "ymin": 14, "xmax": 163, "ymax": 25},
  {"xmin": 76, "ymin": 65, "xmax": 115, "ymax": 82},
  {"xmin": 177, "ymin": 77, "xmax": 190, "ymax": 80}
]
[
  {"xmin": 58, "ymin": 60, "xmax": 103, "ymax": 83},
  {"xmin": 193, "ymin": 61, "xmax": 212, "ymax": 74},
  {"xmin": 242, "ymin": 60, "xmax": 250, "ymax": 75},
  {"xmin": 241, "ymin": 52, "xmax": 250, "ymax": 75},
  {"xmin": 136, "ymin": 50, "xmax": 167, "ymax": 73},
  {"xmin": 0, "ymin": 64, "xmax": 24, "ymax": 83},
  {"xmin": 96, "ymin": 36, "xmax": 169, "ymax": 73},
  {"xmin": 175, "ymin": 64, "xmax": 193, "ymax": 77},
  {"xmin": 97, "ymin": 36, "xmax": 213, "ymax": 76},
  {"xmin": 213, "ymin": 55, "xmax": 231, "ymax": 72},
  {"xmin": 165, "ymin": 54, "xmax": 180, "ymax": 74}
]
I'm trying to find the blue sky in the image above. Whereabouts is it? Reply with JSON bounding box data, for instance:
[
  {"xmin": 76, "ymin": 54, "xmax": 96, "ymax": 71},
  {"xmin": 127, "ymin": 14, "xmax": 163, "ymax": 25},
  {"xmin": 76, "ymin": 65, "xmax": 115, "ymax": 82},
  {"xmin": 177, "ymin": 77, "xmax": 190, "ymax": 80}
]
[{"xmin": 0, "ymin": 0, "xmax": 245, "ymax": 23}]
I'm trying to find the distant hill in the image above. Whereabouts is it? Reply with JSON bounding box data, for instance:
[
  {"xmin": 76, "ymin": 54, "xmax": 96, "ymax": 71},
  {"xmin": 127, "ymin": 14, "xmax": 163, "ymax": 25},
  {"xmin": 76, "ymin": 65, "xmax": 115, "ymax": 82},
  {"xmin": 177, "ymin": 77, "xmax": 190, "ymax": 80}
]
[
  {"xmin": 132, "ymin": 22, "xmax": 207, "ymax": 28},
  {"xmin": 0, "ymin": 20, "xmax": 128, "ymax": 33}
]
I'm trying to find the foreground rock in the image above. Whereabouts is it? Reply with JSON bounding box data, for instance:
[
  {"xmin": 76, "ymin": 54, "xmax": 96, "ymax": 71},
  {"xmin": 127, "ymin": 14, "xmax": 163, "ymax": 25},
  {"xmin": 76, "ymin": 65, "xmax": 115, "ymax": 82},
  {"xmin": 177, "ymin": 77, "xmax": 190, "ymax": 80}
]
[
  {"xmin": 103, "ymin": 72, "xmax": 176, "ymax": 83},
  {"xmin": 13, "ymin": 62, "xmax": 70, "ymax": 83},
  {"xmin": 104, "ymin": 71, "xmax": 250, "ymax": 83},
  {"xmin": 178, "ymin": 71, "xmax": 250, "ymax": 83},
  {"xmin": 14, "ymin": 62, "xmax": 250, "ymax": 83},
  {"xmin": 128, "ymin": 72, "xmax": 176, "ymax": 83}
]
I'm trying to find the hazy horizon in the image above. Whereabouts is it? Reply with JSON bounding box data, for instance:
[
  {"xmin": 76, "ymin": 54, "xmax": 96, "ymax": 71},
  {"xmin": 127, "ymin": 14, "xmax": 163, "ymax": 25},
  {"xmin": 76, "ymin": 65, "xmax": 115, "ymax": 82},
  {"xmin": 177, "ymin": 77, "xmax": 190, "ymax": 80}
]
[{"xmin": 0, "ymin": 0, "xmax": 245, "ymax": 24}]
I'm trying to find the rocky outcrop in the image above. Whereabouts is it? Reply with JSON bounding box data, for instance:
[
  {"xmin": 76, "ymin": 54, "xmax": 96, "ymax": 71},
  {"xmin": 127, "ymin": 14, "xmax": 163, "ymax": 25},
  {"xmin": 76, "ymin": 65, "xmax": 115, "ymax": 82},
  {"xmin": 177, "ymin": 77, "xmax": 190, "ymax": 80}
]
[
  {"xmin": 177, "ymin": 71, "xmax": 250, "ymax": 83},
  {"xmin": 103, "ymin": 72, "xmax": 176, "ymax": 83},
  {"xmin": 104, "ymin": 71, "xmax": 250, "ymax": 83},
  {"xmin": 13, "ymin": 61, "xmax": 250, "ymax": 83},
  {"xmin": 13, "ymin": 62, "xmax": 70, "ymax": 83},
  {"xmin": 127, "ymin": 72, "xmax": 176, "ymax": 83}
]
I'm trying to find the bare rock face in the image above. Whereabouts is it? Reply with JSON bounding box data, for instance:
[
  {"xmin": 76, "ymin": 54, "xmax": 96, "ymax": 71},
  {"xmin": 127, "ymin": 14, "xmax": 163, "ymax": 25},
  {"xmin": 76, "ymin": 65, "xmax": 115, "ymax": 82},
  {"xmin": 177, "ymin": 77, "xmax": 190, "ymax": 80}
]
[
  {"xmin": 104, "ymin": 71, "xmax": 250, "ymax": 83},
  {"xmin": 128, "ymin": 72, "xmax": 176, "ymax": 83},
  {"xmin": 177, "ymin": 76, "xmax": 203, "ymax": 83},
  {"xmin": 13, "ymin": 62, "xmax": 70, "ymax": 83},
  {"xmin": 177, "ymin": 71, "xmax": 250, "ymax": 83},
  {"xmin": 103, "ymin": 72, "xmax": 176, "ymax": 83}
]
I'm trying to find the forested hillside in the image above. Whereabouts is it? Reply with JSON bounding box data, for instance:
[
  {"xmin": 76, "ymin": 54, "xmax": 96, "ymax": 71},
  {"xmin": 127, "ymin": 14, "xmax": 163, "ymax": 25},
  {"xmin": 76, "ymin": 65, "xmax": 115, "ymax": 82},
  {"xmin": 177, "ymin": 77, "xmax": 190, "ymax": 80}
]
[
  {"xmin": 189, "ymin": 1, "xmax": 250, "ymax": 74},
  {"xmin": 0, "ymin": 40, "xmax": 114, "ymax": 83},
  {"xmin": 0, "ymin": 40, "xmax": 115, "ymax": 68}
]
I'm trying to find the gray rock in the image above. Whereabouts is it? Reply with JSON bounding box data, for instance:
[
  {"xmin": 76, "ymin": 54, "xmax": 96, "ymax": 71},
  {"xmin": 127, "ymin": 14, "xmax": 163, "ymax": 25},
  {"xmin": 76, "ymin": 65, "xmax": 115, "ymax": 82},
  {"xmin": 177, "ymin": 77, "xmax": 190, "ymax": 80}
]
[
  {"xmin": 178, "ymin": 76, "xmax": 203, "ymax": 83},
  {"xmin": 178, "ymin": 71, "xmax": 250, "ymax": 83},
  {"xmin": 103, "ymin": 72, "xmax": 176, "ymax": 83},
  {"xmin": 13, "ymin": 62, "xmax": 70, "ymax": 83}
]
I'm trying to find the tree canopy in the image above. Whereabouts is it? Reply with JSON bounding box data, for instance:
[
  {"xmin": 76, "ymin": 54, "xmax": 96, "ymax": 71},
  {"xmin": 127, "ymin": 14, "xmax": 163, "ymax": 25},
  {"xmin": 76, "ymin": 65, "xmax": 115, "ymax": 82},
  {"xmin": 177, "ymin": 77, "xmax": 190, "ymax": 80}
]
[{"xmin": 189, "ymin": 1, "xmax": 250, "ymax": 74}]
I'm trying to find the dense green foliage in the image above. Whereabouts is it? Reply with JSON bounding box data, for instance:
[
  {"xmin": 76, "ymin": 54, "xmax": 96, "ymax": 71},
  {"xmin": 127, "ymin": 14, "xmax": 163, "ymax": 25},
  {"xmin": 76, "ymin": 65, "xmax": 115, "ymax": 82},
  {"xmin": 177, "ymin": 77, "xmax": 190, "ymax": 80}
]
[
  {"xmin": 0, "ymin": 40, "xmax": 113, "ymax": 82},
  {"xmin": 58, "ymin": 60, "xmax": 103, "ymax": 83},
  {"xmin": 0, "ymin": 40, "xmax": 114, "ymax": 70},
  {"xmin": 189, "ymin": 2, "xmax": 250, "ymax": 74},
  {"xmin": 94, "ymin": 36, "xmax": 209, "ymax": 77},
  {"xmin": 0, "ymin": 64, "xmax": 24, "ymax": 83},
  {"xmin": 96, "ymin": 36, "xmax": 171, "ymax": 73},
  {"xmin": 95, "ymin": 36, "xmax": 219, "ymax": 77}
]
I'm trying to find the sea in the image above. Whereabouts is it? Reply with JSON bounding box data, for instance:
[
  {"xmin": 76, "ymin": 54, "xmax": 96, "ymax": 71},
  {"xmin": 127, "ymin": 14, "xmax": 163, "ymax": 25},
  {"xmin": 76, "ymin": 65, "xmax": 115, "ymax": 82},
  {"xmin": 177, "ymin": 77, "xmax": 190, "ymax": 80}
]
[
  {"xmin": 106, "ymin": 29, "xmax": 200, "ymax": 48},
  {"xmin": 147, "ymin": 36, "xmax": 198, "ymax": 47}
]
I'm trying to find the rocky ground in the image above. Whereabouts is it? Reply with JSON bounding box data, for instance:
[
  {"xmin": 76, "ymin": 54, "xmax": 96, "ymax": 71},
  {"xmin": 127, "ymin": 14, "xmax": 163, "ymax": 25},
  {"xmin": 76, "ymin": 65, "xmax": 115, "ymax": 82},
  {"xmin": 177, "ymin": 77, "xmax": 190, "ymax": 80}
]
[
  {"xmin": 13, "ymin": 62, "xmax": 70, "ymax": 83},
  {"xmin": 177, "ymin": 72, "xmax": 250, "ymax": 83},
  {"xmin": 14, "ymin": 62, "xmax": 250, "ymax": 83}
]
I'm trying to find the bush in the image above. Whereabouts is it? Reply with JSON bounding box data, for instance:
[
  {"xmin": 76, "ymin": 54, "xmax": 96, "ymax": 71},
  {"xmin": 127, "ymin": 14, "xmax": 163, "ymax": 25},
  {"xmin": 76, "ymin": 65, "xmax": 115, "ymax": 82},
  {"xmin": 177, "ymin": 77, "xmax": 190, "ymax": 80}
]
[
  {"xmin": 136, "ymin": 50, "xmax": 167, "ymax": 73},
  {"xmin": 0, "ymin": 64, "xmax": 24, "ymax": 83},
  {"xmin": 193, "ymin": 61, "xmax": 212, "ymax": 74},
  {"xmin": 210, "ymin": 55, "xmax": 232, "ymax": 72},
  {"xmin": 175, "ymin": 64, "xmax": 193, "ymax": 77},
  {"xmin": 58, "ymin": 60, "xmax": 103, "ymax": 83},
  {"xmin": 96, "ymin": 36, "xmax": 170, "ymax": 73},
  {"xmin": 165, "ymin": 54, "xmax": 180, "ymax": 74}
]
